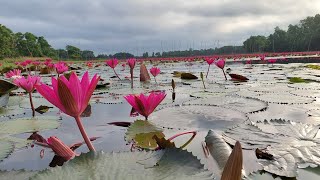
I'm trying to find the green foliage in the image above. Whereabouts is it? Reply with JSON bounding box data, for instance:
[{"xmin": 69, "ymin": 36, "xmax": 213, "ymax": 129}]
[
  {"xmin": 243, "ymin": 14, "xmax": 320, "ymax": 53},
  {"xmin": 289, "ymin": 77, "xmax": 308, "ymax": 83},
  {"xmin": 306, "ymin": 64, "xmax": 320, "ymax": 70}
]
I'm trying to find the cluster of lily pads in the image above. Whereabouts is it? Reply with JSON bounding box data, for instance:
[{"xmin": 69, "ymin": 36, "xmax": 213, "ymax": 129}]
[{"xmin": 0, "ymin": 56, "xmax": 320, "ymax": 179}]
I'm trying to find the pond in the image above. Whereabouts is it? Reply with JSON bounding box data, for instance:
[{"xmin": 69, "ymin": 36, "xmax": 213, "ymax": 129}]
[{"xmin": 0, "ymin": 60, "xmax": 320, "ymax": 179}]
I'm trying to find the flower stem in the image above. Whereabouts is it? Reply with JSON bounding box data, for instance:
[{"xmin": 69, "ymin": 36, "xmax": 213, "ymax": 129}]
[
  {"xmin": 154, "ymin": 77, "xmax": 157, "ymax": 85},
  {"xmin": 206, "ymin": 65, "xmax": 210, "ymax": 78},
  {"xmin": 75, "ymin": 116, "xmax": 96, "ymax": 151},
  {"xmin": 29, "ymin": 92, "xmax": 35, "ymax": 117},
  {"xmin": 222, "ymin": 69, "xmax": 227, "ymax": 81},
  {"xmin": 130, "ymin": 69, "xmax": 133, "ymax": 89},
  {"xmin": 113, "ymin": 69, "xmax": 121, "ymax": 80}
]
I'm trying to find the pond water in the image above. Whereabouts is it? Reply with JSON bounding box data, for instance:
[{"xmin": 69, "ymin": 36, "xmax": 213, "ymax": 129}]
[{"xmin": 0, "ymin": 61, "xmax": 320, "ymax": 179}]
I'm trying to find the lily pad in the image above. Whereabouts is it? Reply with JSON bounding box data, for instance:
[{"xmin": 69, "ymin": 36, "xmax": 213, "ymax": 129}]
[
  {"xmin": 0, "ymin": 116, "xmax": 61, "ymax": 135},
  {"xmin": 0, "ymin": 141, "xmax": 14, "ymax": 162},
  {"xmin": 186, "ymin": 95, "xmax": 268, "ymax": 114},
  {"xmin": 150, "ymin": 105, "xmax": 247, "ymax": 130},
  {"xmin": 289, "ymin": 77, "xmax": 309, "ymax": 83},
  {"xmin": 125, "ymin": 120, "xmax": 165, "ymax": 149},
  {"xmin": 181, "ymin": 73, "xmax": 198, "ymax": 80},
  {"xmin": 0, "ymin": 105, "xmax": 25, "ymax": 117},
  {"xmin": 31, "ymin": 149, "xmax": 213, "ymax": 180},
  {"xmin": 223, "ymin": 119, "xmax": 320, "ymax": 177},
  {"xmin": 0, "ymin": 94, "xmax": 9, "ymax": 107},
  {"xmin": 256, "ymin": 93, "xmax": 315, "ymax": 104}
]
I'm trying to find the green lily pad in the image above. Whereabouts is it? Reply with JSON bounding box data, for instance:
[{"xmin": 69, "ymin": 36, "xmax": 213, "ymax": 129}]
[
  {"xmin": 31, "ymin": 149, "xmax": 213, "ymax": 180},
  {"xmin": 0, "ymin": 116, "xmax": 61, "ymax": 135},
  {"xmin": 289, "ymin": 77, "xmax": 309, "ymax": 83},
  {"xmin": 0, "ymin": 170, "xmax": 37, "ymax": 180},
  {"xmin": 0, "ymin": 94, "xmax": 9, "ymax": 107},
  {"xmin": 0, "ymin": 105, "xmax": 25, "ymax": 117},
  {"xmin": 0, "ymin": 141, "xmax": 14, "ymax": 162},
  {"xmin": 126, "ymin": 120, "xmax": 165, "ymax": 149}
]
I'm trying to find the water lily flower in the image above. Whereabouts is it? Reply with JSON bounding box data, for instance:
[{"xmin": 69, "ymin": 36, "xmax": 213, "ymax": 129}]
[
  {"xmin": 106, "ymin": 58, "xmax": 121, "ymax": 80},
  {"xmin": 124, "ymin": 92, "xmax": 166, "ymax": 120},
  {"xmin": 14, "ymin": 75, "xmax": 41, "ymax": 117},
  {"xmin": 215, "ymin": 59, "xmax": 227, "ymax": 80},
  {"xmin": 127, "ymin": 58, "xmax": 136, "ymax": 89},
  {"xmin": 36, "ymin": 71, "xmax": 99, "ymax": 151},
  {"xmin": 5, "ymin": 69, "xmax": 22, "ymax": 79},
  {"xmin": 204, "ymin": 57, "xmax": 215, "ymax": 78},
  {"xmin": 55, "ymin": 62, "xmax": 68, "ymax": 76},
  {"xmin": 150, "ymin": 67, "xmax": 161, "ymax": 84},
  {"xmin": 47, "ymin": 136, "xmax": 76, "ymax": 161},
  {"xmin": 268, "ymin": 59, "xmax": 277, "ymax": 65}
]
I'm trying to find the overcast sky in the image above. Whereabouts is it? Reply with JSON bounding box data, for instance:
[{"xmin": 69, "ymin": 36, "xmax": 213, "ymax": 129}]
[{"xmin": 1, "ymin": 0, "xmax": 320, "ymax": 55}]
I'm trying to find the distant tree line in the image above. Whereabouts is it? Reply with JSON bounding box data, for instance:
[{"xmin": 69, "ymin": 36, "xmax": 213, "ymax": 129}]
[
  {"xmin": 243, "ymin": 14, "xmax": 320, "ymax": 53},
  {"xmin": 0, "ymin": 14, "xmax": 319, "ymax": 60}
]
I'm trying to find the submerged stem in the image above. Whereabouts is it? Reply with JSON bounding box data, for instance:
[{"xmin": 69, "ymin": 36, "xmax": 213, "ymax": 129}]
[
  {"xmin": 130, "ymin": 68, "xmax": 133, "ymax": 89},
  {"xmin": 154, "ymin": 77, "xmax": 157, "ymax": 85},
  {"xmin": 113, "ymin": 68, "xmax": 121, "ymax": 80},
  {"xmin": 29, "ymin": 92, "xmax": 35, "ymax": 117},
  {"xmin": 222, "ymin": 69, "xmax": 227, "ymax": 81},
  {"xmin": 75, "ymin": 116, "xmax": 96, "ymax": 151},
  {"xmin": 206, "ymin": 64, "xmax": 210, "ymax": 78}
]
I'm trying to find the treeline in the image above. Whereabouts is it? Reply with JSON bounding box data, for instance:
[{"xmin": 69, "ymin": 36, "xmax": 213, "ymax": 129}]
[{"xmin": 243, "ymin": 14, "xmax": 320, "ymax": 53}]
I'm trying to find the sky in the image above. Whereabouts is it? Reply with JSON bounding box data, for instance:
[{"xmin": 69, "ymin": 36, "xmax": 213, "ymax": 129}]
[{"xmin": 1, "ymin": 0, "xmax": 320, "ymax": 55}]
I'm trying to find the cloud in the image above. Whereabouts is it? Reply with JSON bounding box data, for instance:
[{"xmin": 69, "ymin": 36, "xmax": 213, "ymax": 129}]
[{"xmin": 1, "ymin": 0, "xmax": 319, "ymax": 55}]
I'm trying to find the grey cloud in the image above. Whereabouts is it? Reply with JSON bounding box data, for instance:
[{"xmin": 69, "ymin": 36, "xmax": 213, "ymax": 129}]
[{"xmin": 1, "ymin": 0, "xmax": 319, "ymax": 55}]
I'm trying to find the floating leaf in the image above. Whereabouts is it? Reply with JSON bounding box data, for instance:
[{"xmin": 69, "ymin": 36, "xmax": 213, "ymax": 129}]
[
  {"xmin": 256, "ymin": 93, "xmax": 315, "ymax": 104},
  {"xmin": 150, "ymin": 105, "xmax": 247, "ymax": 130},
  {"xmin": 125, "ymin": 120, "xmax": 165, "ymax": 149},
  {"xmin": 0, "ymin": 80, "xmax": 17, "ymax": 94},
  {"xmin": 0, "ymin": 141, "xmax": 14, "ymax": 162},
  {"xmin": 32, "ymin": 149, "xmax": 213, "ymax": 180},
  {"xmin": 0, "ymin": 116, "xmax": 61, "ymax": 135},
  {"xmin": 186, "ymin": 95, "xmax": 267, "ymax": 114},
  {"xmin": 181, "ymin": 73, "xmax": 198, "ymax": 80},
  {"xmin": 289, "ymin": 77, "xmax": 309, "ymax": 83},
  {"xmin": 223, "ymin": 119, "xmax": 320, "ymax": 177},
  {"xmin": 0, "ymin": 170, "xmax": 37, "ymax": 180},
  {"xmin": 35, "ymin": 105, "xmax": 52, "ymax": 114},
  {"xmin": 0, "ymin": 94, "xmax": 9, "ymax": 107}
]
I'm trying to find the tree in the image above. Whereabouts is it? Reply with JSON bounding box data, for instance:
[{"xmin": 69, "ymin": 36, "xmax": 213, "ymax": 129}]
[
  {"xmin": 66, "ymin": 45, "xmax": 81, "ymax": 59},
  {"xmin": 81, "ymin": 50, "xmax": 95, "ymax": 60},
  {"xmin": 0, "ymin": 24, "xmax": 16, "ymax": 59}
]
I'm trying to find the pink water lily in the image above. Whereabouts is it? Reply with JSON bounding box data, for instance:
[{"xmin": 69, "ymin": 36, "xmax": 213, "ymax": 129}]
[
  {"xmin": 106, "ymin": 58, "xmax": 121, "ymax": 80},
  {"xmin": 127, "ymin": 58, "xmax": 136, "ymax": 89},
  {"xmin": 14, "ymin": 75, "xmax": 41, "ymax": 93},
  {"xmin": 150, "ymin": 67, "xmax": 161, "ymax": 84},
  {"xmin": 36, "ymin": 71, "xmax": 100, "ymax": 151},
  {"xmin": 268, "ymin": 59, "xmax": 277, "ymax": 64},
  {"xmin": 5, "ymin": 69, "xmax": 22, "ymax": 79},
  {"xmin": 47, "ymin": 136, "xmax": 75, "ymax": 161},
  {"xmin": 215, "ymin": 59, "xmax": 227, "ymax": 80},
  {"xmin": 124, "ymin": 92, "xmax": 166, "ymax": 120},
  {"xmin": 127, "ymin": 58, "xmax": 136, "ymax": 69},
  {"xmin": 204, "ymin": 57, "xmax": 216, "ymax": 78},
  {"xmin": 55, "ymin": 62, "xmax": 68, "ymax": 75},
  {"xmin": 14, "ymin": 75, "xmax": 41, "ymax": 117}
]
